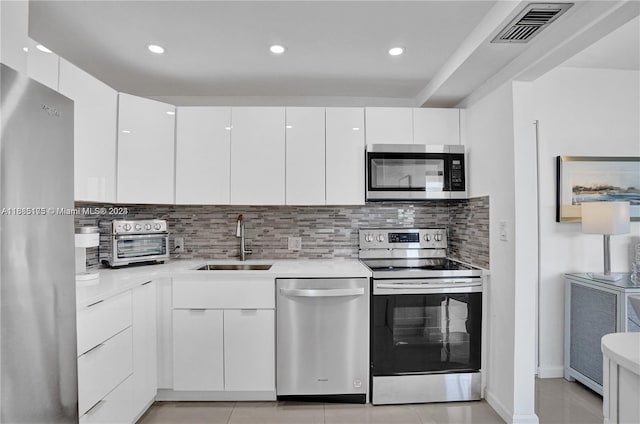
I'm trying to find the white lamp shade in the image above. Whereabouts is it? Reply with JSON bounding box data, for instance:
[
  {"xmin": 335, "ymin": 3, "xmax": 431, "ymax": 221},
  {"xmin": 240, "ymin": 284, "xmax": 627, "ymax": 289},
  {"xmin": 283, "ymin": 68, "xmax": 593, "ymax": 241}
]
[{"xmin": 581, "ymin": 201, "xmax": 630, "ymax": 235}]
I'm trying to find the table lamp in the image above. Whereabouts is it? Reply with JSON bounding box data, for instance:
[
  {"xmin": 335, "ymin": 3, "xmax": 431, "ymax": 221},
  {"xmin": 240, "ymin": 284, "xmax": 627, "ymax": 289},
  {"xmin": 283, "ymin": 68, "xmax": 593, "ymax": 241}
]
[{"xmin": 581, "ymin": 201, "xmax": 630, "ymax": 281}]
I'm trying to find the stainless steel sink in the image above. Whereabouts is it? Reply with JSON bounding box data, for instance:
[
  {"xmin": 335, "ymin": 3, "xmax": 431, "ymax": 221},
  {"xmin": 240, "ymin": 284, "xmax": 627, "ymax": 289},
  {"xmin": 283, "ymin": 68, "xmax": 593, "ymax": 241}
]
[{"xmin": 196, "ymin": 264, "xmax": 272, "ymax": 271}]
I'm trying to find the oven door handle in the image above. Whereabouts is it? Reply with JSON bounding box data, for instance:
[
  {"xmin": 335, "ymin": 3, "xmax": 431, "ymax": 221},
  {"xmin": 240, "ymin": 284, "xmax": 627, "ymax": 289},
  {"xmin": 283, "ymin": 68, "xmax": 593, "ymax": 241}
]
[
  {"xmin": 280, "ymin": 288, "xmax": 365, "ymax": 298},
  {"xmin": 376, "ymin": 283, "xmax": 480, "ymax": 289}
]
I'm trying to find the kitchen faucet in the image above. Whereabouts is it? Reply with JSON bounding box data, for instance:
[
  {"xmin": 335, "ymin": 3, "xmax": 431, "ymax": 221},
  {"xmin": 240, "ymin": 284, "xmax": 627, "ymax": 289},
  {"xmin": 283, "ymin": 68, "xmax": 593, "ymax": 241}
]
[{"xmin": 235, "ymin": 214, "xmax": 252, "ymax": 261}]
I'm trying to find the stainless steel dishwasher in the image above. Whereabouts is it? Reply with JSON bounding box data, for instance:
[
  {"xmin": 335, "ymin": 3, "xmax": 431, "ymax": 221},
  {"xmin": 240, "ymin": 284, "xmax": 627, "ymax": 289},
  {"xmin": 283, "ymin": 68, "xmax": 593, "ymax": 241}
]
[{"xmin": 276, "ymin": 278, "xmax": 369, "ymax": 403}]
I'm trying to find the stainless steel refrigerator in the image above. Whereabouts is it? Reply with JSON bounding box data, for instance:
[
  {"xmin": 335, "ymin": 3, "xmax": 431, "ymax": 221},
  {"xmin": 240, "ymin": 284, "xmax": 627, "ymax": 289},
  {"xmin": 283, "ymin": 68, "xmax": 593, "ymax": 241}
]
[{"xmin": 1, "ymin": 64, "xmax": 78, "ymax": 422}]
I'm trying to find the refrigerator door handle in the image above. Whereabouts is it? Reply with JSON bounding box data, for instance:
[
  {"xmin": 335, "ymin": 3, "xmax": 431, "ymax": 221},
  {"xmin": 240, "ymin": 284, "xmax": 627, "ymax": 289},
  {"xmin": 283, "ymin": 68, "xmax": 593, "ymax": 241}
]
[{"xmin": 279, "ymin": 288, "xmax": 365, "ymax": 297}]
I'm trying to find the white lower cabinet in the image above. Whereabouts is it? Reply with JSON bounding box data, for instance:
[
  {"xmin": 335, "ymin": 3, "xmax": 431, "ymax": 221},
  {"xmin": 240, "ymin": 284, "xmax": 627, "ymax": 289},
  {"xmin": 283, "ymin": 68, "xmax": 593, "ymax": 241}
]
[
  {"xmin": 223, "ymin": 309, "xmax": 275, "ymax": 391},
  {"xmin": 80, "ymin": 375, "xmax": 134, "ymax": 424},
  {"xmin": 77, "ymin": 281, "xmax": 158, "ymax": 424},
  {"xmin": 132, "ymin": 282, "xmax": 158, "ymax": 418},
  {"xmin": 172, "ymin": 309, "xmax": 225, "ymax": 391},
  {"xmin": 170, "ymin": 276, "xmax": 275, "ymax": 398}
]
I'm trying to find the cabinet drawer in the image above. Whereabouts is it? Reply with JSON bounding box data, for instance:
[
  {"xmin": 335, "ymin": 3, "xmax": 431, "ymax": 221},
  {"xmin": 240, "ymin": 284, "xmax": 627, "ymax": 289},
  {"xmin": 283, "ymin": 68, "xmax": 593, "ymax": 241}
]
[
  {"xmin": 173, "ymin": 277, "xmax": 274, "ymax": 309},
  {"xmin": 78, "ymin": 327, "xmax": 133, "ymax": 416},
  {"xmin": 80, "ymin": 375, "xmax": 134, "ymax": 424},
  {"xmin": 77, "ymin": 291, "xmax": 132, "ymax": 355}
]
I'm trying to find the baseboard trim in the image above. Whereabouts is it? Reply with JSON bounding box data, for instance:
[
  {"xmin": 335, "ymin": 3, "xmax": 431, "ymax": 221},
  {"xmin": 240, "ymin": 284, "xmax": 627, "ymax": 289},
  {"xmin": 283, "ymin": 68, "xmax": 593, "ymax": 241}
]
[
  {"xmin": 485, "ymin": 390, "xmax": 539, "ymax": 424},
  {"xmin": 156, "ymin": 389, "xmax": 276, "ymax": 401},
  {"xmin": 537, "ymin": 365, "xmax": 564, "ymax": 378}
]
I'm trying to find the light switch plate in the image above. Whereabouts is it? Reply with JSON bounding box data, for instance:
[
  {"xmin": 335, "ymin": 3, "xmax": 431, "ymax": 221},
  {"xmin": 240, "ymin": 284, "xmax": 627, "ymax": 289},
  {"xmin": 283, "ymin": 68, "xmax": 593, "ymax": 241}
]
[
  {"xmin": 499, "ymin": 221, "xmax": 508, "ymax": 242},
  {"xmin": 288, "ymin": 237, "xmax": 302, "ymax": 251}
]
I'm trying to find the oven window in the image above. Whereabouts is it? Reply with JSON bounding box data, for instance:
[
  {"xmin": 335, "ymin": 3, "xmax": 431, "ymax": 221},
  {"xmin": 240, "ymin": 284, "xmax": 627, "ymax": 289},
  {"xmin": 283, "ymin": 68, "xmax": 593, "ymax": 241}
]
[
  {"xmin": 371, "ymin": 292, "xmax": 482, "ymax": 375},
  {"xmin": 369, "ymin": 155, "xmax": 445, "ymax": 191},
  {"xmin": 116, "ymin": 237, "xmax": 167, "ymax": 259}
]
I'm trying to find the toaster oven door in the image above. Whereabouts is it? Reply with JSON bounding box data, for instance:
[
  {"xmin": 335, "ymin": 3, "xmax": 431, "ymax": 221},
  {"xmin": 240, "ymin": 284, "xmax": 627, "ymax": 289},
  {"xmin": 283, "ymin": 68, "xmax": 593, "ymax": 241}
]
[{"xmin": 113, "ymin": 234, "xmax": 168, "ymax": 262}]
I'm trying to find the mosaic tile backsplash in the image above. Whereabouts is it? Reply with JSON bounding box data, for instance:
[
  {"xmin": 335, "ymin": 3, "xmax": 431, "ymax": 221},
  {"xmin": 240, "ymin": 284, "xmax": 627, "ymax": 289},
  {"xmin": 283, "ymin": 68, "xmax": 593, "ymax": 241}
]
[{"xmin": 76, "ymin": 197, "xmax": 489, "ymax": 269}]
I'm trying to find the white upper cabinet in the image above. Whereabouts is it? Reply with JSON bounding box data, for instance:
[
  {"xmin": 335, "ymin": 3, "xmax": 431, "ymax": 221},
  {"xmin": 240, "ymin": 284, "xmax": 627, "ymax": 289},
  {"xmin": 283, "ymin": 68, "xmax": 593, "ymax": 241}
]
[
  {"xmin": 117, "ymin": 93, "xmax": 175, "ymax": 204},
  {"xmin": 365, "ymin": 107, "xmax": 413, "ymax": 145},
  {"xmin": 285, "ymin": 107, "xmax": 325, "ymax": 205},
  {"xmin": 326, "ymin": 108, "xmax": 365, "ymax": 205},
  {"xmin": 26, "ymin": 38, "xmax": 59, "ymax": 90},
  {"xmin": 0, "ymin": 0, "xmax": 28, "ymax": 73},
  {"xmin": 413, "ymin": 108, "xmax": 460, "ymax": 145},
  {"xmin": 176, "ymin": 107, "xmax": 231, "ymax": 204},
  {"xmin": 230, "ymin": 107, "xmax": 285, "ymax": 205},
  {"xmin": 58, "ymin": 58, "xmax": 118, "ymax": 203}
]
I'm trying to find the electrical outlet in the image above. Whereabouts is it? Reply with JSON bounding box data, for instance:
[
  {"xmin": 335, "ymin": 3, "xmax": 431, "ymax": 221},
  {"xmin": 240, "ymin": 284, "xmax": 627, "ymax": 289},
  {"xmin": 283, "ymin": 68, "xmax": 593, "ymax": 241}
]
[
  {"xmin": 499, "ymin": 221, "xmax": 508, "ymax": 242},
  {"xmin": 174, "ymin": 237, "xmax": 185, "ymax": 253},
  {"xmin": 288, "ymin": 237, "xmax": 302, "ymax": 251}
]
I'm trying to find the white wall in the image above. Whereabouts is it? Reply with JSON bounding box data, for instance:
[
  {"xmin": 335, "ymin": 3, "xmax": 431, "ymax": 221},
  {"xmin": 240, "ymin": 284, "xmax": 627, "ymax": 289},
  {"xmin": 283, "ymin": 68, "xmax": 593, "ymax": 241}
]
[
  {"xmin": 534, "ymin": 66, "xmax": 640, "ymax": 378},
  {"xmin": 0, "ymin": 0, "xmax": 28, "ymax": 73},
  {"xmin": 466, "ymin": 81, "xmax": 539, "ymax": 424}
]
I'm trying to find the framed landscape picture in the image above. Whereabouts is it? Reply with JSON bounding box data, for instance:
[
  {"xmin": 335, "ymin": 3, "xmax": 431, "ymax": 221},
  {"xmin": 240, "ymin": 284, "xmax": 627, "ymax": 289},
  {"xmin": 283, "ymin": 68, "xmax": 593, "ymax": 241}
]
[{"xmin": 556, "ymin": 156, "xmax": 640, "ymax": 222}]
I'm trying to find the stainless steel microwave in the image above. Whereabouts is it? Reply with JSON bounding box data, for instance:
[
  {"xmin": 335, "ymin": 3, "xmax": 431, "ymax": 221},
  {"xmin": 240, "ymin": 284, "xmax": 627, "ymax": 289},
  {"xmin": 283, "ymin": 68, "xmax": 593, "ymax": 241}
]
[{"xmin": 365, "ymin": 144, "xmax": 466, "ymax": 201}]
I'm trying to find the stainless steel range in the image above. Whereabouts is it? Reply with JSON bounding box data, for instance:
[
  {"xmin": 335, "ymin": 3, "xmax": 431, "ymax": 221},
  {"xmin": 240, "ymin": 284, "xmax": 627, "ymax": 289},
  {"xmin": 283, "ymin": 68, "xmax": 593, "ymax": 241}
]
[{"xmin": 359, "ymin": 228, "xmax": 483, "ymax": 405}]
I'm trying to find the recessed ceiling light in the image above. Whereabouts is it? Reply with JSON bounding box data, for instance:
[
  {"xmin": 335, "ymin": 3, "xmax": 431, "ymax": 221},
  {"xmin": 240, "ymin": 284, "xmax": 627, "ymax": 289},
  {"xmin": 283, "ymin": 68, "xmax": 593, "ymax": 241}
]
[
  {"xmin": 166, "ymin": 111, "xmax": 175, "ymax": 116},
  {"xmin": 23, "ymin": 47, "xmax": 28, "ymax": 52},
  {"xmin": 388, "ymin": 47, "xmax": 404, "ymax": 56},
  {"xmin": 270, "ymin": 44, "xmax": 286, "ymax": 54},
  {"xmin": 147, "ymin": 44, "xmax": 165, "ymax": 54},
  {"xmin": 36, "ymin": 44, "xmax": 52, "ymax": 54}
]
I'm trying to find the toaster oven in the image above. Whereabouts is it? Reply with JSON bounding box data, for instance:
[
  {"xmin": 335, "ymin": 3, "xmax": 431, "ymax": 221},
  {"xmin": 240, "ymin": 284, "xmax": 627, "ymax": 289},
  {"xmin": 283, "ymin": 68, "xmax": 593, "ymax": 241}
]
[{"xmin": 100, "ymin": 219, "xmax": 169, "ymax": 267}]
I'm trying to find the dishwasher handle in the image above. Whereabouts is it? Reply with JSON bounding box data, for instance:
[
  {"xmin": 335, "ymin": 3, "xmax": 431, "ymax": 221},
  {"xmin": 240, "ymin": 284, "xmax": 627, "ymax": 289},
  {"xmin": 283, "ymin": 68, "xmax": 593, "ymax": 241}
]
[{"xmin": 279, "ymin": 288, "xmax": 365, "ymax": 298}]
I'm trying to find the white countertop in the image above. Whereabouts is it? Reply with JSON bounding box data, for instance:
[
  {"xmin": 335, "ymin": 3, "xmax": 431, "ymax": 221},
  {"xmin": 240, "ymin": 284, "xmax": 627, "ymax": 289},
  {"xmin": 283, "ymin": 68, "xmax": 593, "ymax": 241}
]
[
  {"xmin": 76, "ymin": 258, "xmax": 372, "ymax": 308},
  {"xmin": 602, "ymin": 332, "xmax": 640, "ymax": 376}
]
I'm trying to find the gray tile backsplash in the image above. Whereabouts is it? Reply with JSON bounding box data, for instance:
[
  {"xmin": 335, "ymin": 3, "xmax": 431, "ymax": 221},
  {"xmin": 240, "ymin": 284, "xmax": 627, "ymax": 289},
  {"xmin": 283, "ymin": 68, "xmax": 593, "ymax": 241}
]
[{"xmin": 76, "ymin": 197, "xmax": 489, "ymax": 269}]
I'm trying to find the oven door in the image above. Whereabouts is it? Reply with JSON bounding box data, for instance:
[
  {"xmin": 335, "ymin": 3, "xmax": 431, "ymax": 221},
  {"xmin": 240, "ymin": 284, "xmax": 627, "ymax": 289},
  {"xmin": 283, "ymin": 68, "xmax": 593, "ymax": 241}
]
[
  {"xmin": 113, "ymin": 233, "xmax": 168, "ymax": 263},
  {"xmin": 371, "ymin": 282, "xmax": 482, "ymax": 376}
]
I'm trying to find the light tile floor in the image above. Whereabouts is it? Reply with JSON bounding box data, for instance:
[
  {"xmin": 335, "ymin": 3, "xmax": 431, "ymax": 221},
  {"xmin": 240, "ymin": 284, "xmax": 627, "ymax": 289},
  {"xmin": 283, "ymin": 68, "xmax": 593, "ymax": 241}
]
[{"xmin": 138, "ymin": 378, "xmax": 603, "ymax": 424}]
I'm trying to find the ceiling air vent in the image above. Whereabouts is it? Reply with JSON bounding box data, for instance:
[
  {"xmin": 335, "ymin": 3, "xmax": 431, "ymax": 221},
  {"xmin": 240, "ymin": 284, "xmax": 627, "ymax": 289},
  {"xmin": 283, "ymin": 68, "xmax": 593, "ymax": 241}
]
[{"xmin": 492, "ymin": 3, "xmax": 573, "ymax": 43}]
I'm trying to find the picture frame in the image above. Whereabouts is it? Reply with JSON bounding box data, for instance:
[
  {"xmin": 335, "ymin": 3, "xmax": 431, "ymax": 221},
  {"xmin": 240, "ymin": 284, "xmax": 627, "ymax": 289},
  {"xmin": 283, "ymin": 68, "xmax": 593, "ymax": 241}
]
[{"xmin": 556, "ymin": 156, "xmax": 640, "ymax": 222}]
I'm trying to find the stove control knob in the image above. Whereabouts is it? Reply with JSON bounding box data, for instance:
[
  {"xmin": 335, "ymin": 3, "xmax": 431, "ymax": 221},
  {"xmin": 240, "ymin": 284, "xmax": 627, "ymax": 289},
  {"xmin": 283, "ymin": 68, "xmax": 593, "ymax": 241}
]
[
  {"xmin": 145, "ymin": 223, "xmax": 152, "ymax": 231},
  {"xmin": 135, "ymin": 224, "xmax": 142, "ymax": 231},
  {"xmin": 154, "ymin": 223, "xmax": 162, "ymax": 230},
  {"xmin": 435, "ymin": 234, "xmax": 442, "ymax": 242},
  {"xmin": 424, "ymin": 234, "xmax": 432, "ymax": 242},
  {"xmin": 365, "ymin": 234, "xmax": 373, "ymax": 242},
  {"xmin": 123, "ymin": 224, "xmax": 132, "ymax": 231},
  {"xmin": 377, "ymin": 234, "xmax": 385, "ymax": 242}
]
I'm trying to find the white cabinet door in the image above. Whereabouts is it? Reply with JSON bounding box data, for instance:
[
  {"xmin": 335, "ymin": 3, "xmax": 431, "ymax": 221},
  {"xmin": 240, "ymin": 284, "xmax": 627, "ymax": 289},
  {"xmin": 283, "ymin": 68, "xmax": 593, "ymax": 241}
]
[
  {"xmin": 230, "ymin": 107, "xmax": 285, "ymax": 205},
  {"xmin": 58, "ymin": 58, "xmax": 118, "ymax": 203},
  {"xmin": 26, "ymin": 38, "xmax": 59, "ymax": 90},
  {"xmin": 285, "ymin": 107, "xmax": 325, "ymax": 205},
  {"xmin": 117, "ymin": 93, "xmax": 175, "ymax": 204},
  {"xmin": 176, "ymin": 107, "xmax": 231, "ymax": 204},
  {"xmin": 172, "ymin": 309, "xmax": 224, "ymax": 391},
  {"xmin": 0, "ymin": 0, "xmax": 28, "ymax": 73},
  {"xmin": 365, "ymin": 107, "xmax": 413, "ymax": 145},
  {"xmin": 223, "ymin": 309, "xmax": 275, "ymax": 392},
  {"xmin": 325, "ymin": 108, "xmax": 365, "ymax": 205},
  {"xmin": 132, "ymin": 282, "xmax": 157, "ymax": 418},
  {"xmin": 413, "ymin": 108, "xmax": 460, "ymax": 145}
]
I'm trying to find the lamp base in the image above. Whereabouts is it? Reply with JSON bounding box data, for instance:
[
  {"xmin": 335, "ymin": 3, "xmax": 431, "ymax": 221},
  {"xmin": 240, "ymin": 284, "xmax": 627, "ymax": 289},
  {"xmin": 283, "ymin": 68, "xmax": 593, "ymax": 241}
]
[{"xmin": 588, "ymin": 272, "xmax": 622, "ymax": 282}]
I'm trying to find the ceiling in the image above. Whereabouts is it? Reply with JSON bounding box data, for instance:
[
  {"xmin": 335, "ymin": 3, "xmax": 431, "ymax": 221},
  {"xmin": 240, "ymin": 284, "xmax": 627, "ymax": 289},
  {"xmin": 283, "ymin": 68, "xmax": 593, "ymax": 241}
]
[
  {"xmin": 562, "ymin": 15, "xmax": 640, "ymax": 70},
  {"xmin": 28, "ymin": 1, "xmax": 640, "ymax": 107}
]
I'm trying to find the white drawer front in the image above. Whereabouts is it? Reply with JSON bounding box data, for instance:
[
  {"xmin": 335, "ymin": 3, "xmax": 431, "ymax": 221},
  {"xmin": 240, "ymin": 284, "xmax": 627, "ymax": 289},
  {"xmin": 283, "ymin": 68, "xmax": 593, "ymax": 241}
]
[
  {"xmin": 80, "ymin": 375, "xmax": 134, "ymax": 424},
  {"xmin": 77, "ymin": 291, "xmax": 132, "ymax": 355},
  {"xmin": 173, "ymin": 277, "xmax": 274, "ymax": 309},
  {"xmin": 78, "ymin": 327, "xmax": 133, "ymax": 416}
]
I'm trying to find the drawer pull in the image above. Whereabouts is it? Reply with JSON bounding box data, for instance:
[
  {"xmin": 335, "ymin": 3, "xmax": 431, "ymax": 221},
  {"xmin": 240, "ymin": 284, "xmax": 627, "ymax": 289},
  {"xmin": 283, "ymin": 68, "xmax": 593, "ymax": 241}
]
[
  {"xmin": 86, "ymin": 299, "xmax": 104, "ymax": 308},
  {"xmin": 82, "ymin": 342, "xmax": 105, "ymax": 356},
  {"xmin": 84, "ymin": 399, "xmax": 105, "ymax": 416},
  {"xmin": 189, "ymin": 308, "xmax": 207, "ymax": 312},
  {"xmin": 141, "ymin": 280, "xmax": 153, "ymax": 286}
]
